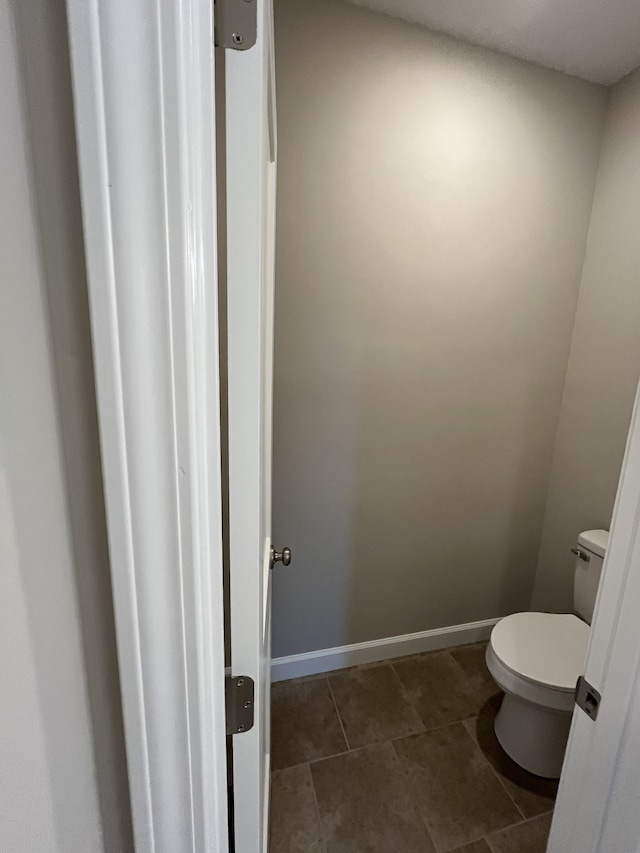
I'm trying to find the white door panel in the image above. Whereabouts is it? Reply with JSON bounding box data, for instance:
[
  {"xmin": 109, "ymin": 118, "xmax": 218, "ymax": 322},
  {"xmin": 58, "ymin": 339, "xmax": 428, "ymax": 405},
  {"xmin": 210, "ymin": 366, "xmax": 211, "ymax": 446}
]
[
  {"xmin": 225, "ymin": 0, "xmax": 277, "ymax": 849},
  {"xmin": 550, "ymin": 383, "xmax": 640, "ymax": 852}
]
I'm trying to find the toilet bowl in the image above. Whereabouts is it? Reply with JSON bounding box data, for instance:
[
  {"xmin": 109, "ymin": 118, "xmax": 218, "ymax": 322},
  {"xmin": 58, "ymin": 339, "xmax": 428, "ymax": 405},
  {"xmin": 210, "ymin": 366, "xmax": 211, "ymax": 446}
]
[
  {"xmin": 486, "ymin": 529, "xmax": 608, "ymax": 778},
  {"xmin": 486, "ymin": 612, "xmax": 588, "ymax": 777}
]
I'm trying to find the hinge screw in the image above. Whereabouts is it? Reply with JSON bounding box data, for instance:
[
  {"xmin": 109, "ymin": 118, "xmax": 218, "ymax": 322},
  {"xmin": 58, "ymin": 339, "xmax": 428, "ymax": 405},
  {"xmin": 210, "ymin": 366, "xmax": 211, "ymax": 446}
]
[
  {"xmin": 237, "ymin": 677, "xmax": 244, "ymax": 686},
  {"xmin": 232, "ymin": 32, "xmax": 243, "ymax": 45},
  {"xmin": 237, "ymin": 724, "xmax": 246, "ymax": 732},
  {"xmin": 244, "ymin": 700, "xmax": 251, "ymax": 709}
]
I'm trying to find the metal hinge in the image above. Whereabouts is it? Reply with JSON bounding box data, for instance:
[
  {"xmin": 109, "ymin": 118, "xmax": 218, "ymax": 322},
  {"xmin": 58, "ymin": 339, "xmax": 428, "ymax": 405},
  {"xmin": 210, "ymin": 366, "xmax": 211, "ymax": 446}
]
[
  {"xmin": 225, "ymin": 675, "xmax": 255, "ymax": 735},
  {"xmin": 575, "ymin": 675, "xmax": 601, "ymax": 720},
  {"xmin": 214, "ymin": 0, "xmax": 256, "ymax": 50}
]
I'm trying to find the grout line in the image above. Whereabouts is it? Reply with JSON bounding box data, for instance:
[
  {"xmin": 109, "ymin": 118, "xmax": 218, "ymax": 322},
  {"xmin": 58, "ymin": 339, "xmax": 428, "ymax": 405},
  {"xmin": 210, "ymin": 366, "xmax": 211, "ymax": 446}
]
[
  {"xmin": 482, "ymin": 809, "xmax": 556, "ymax": 844},
  {"xmin": 507, "ymin": 810, "xmax": 555, "ymax": 826},
  {"xmin": 326, "ymin": 676, "xmax": 351, "ymax": 752},
  {"xmin": 446, "ymin": 810, "xmax": 554, "ymax": 853},
  {"xmin": 443, "ymin": 831, "xmax": 489, "ymax": 852},
  {"xmin": 448, "ymin": 648, "xmax": 473, "ymax": 678},
  {"xmin": 278, "ymin": 715, "xmax": 482, "ymax": 774},
  {"xmin": 388, "ymin": 719, "xmax": 467, "ymax": 744},
  {"xmin": 306, "ymin": 762, "xmax": 329, "ymax": 853},
  {"xmin": 442, "ymin": 808, "xmax": 554, "ymax": 853},
  {"xmin": 389, "ymin": 662, "xmax": 427, "ymax": 732},
  {"xmin": 389, "ymin": 736, "xmax": 439, "ymax": 851},
  {"xmin": 277, "ymin": 718, "xmax": 471, "ymax": 774},
  {"xmin": 389, "ymin": 660, "xmax": 424, "ymax": 724},
  {"xmin": 482, "ymin": 751, "xmax": 527, "ymax": 821},
  {"xmin": 311, "ymin": 743, "xmax": 372, "ymax": 765},
  {"xmin": 272, "ymin": 747, "xmax": 353, "ymax": 775},
  {"xmin": 389, "ymin": 711, "xmax": 546, "ymax": 850},
  {"xmin": 448, "ymin": 648, "xmax": 531, "ymax": 823},
  {"xmin": 460, "ymin": 717, "xmax": 528, "ymax": 822}
]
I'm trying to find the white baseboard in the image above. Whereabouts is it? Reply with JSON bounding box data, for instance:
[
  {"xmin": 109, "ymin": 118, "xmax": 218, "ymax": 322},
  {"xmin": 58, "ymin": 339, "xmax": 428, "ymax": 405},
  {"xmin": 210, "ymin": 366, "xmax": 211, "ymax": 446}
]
[{"xmin": 271, "ymin": 617, "xmax": 501, "ymax": 682}]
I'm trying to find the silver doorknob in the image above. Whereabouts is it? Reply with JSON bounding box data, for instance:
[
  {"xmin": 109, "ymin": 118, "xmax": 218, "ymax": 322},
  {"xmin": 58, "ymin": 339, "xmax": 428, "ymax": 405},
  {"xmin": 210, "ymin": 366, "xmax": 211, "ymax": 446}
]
[{"xmin": 270, "ymin": 546, "xmax": 292, "ymax": 569}]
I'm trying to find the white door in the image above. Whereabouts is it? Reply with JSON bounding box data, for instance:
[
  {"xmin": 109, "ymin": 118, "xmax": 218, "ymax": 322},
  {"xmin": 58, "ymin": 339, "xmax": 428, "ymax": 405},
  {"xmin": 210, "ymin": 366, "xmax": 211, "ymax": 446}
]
[
  {"xmin": 224, "ymin": 0, "xmax": 278, "ymax": 849},
  {"xmin": 549, "ymin": 381, "xmax": 640, "ymax": 852}
]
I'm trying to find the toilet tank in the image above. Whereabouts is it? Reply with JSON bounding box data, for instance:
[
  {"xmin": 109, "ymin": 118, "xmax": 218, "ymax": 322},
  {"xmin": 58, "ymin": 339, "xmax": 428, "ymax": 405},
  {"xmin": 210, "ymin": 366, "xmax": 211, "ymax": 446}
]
[{"xmin": 573, "ymin": 529, "xmax": 609, "ymax": 624}]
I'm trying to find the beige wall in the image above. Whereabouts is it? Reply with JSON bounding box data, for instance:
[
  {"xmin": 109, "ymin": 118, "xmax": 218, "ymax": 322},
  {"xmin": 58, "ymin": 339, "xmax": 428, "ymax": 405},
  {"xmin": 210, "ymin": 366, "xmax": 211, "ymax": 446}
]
[
  {"xmin": 532, "ymin": 68, "xmax": 640, "ymax": 612},
  {"xmin": 271, "ymin": 0, "xmax": 608, "ymax": 657},
  {"xmin": 0, "ymin": 1, "xmax": 132, "ymax": 850}
]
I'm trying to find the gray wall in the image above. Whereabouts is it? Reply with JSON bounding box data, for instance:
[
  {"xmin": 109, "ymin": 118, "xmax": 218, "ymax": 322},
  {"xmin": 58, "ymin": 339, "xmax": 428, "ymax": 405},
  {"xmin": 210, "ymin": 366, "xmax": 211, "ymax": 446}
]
[
  {"xmin": 532, "ymin": 67, "xmax": 640, "ymax": 612},
  {"xmin": 271, "ymin": 0, "xmax": 608, "ymax": 657},
  {"xmin": 0, "ymin": 1, "xmax": 132, "ymax": 850}
]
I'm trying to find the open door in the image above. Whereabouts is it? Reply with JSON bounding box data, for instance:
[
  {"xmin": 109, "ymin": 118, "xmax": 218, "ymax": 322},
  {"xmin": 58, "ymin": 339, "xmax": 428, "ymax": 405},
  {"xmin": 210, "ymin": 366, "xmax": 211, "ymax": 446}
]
[
  {"xmin": 224, "ymin": 0, "xmax": 279, "ymax": 850},
  {"xmin": 549, "ymin": 380, "xmax": 640, "ymax": 852}
]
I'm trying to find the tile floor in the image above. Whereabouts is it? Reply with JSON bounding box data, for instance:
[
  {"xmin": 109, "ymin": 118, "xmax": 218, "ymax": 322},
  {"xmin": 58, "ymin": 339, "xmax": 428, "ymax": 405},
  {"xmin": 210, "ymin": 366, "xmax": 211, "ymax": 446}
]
[{"xmin": 269, "ymin": 642, "xmax": 557, "ymax": 853}]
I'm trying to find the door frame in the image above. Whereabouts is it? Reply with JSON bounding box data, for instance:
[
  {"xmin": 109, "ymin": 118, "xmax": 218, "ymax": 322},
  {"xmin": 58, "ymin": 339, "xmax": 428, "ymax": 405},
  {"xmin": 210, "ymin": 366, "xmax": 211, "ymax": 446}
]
[
  {"xmin": 66, "ymin": 1, "xmax": 228, "ymax": 851},
  {"xmin": 67, "ymin": 0, "xmax": 640, "ymax": 850}
]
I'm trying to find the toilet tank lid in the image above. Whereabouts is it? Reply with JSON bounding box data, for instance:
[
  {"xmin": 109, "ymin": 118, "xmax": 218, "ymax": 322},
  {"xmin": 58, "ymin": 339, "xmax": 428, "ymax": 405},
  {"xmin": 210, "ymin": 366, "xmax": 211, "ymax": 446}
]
[{"xmin": 578, "ymin": 529, "xmax": 609, "ymax": 558}]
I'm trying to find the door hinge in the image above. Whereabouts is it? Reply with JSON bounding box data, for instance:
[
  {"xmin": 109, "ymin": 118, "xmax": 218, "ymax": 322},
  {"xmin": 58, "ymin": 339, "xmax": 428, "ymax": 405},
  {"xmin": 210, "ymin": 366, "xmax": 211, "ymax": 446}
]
[
  {"xmin": 575, "ymin": 675, "xmax": 601, "ymax": 720},
  {"xmin": 225, "ymin": 675, "xmax": 255, "ymax": 735},
  {"xmin": 214, "ymin": 0, "xmax": 257, "ymax": 50}
]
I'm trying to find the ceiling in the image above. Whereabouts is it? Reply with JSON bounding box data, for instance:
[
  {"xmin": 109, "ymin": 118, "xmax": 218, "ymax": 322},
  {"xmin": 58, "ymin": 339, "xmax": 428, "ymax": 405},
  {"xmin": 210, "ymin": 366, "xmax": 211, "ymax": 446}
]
[{"xmin": 348, "ymin": 0, "xmax": 640, "ymax": 84}]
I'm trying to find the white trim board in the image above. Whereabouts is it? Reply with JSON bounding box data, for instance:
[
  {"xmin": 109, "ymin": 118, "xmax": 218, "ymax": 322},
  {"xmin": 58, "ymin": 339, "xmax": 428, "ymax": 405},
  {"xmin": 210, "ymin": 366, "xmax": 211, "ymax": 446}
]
[
  {"xmin": 66, "ymin": 1, "xmax": 228, "ymax": 850},
  {"xmin": 271, "ymin": 618, "xmax": 500, "ymax": 682}
]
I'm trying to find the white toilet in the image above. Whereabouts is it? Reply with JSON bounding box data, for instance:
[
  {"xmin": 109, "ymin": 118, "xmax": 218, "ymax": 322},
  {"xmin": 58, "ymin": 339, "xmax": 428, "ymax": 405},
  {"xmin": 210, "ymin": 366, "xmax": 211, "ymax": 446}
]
[{"xmin": 486, "ymin": 529, "xmax": 608, "ymax": 779}]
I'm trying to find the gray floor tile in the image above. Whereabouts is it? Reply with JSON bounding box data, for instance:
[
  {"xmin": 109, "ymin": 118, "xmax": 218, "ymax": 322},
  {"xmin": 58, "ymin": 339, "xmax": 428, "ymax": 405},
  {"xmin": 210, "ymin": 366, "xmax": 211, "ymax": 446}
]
[
  {"xmin": 394, "ymin": 724, "xmax": 522, "ymax": 852},
  {"xmin": 393, "ymin": 651, "xmax": 480, "ymax": 728},
  {"xmin": 486, "ymin": 813, "xmax": 553, "ymax": 853},
  {"xmin": 449, "ymin": 643, "xmax": 502, "ymax": 716},
  {"xmin": 329, "ymin": 664, "xmax": 424, "ymax": 749},
  {"xmin": 271, "ymin": 678, "xmax": 348, "ymax": 771},
  {"xmin": 311, "ymin": 741, "xmax": 436, "ymax": 853},
  {"xmin": 270, "ymin": 765, "xmax": 325, "ymax": 853},
  {"xmin": 463, "ymin": 706, "xmax": 558, "ymax": 818}
]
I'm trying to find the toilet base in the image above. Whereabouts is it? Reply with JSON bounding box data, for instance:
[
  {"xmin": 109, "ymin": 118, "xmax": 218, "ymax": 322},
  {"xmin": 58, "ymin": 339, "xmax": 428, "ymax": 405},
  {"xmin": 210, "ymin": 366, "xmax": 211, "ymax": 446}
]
[{"xmin": 494, "ymin": 693, "xmax": 572, "ymax": 778}]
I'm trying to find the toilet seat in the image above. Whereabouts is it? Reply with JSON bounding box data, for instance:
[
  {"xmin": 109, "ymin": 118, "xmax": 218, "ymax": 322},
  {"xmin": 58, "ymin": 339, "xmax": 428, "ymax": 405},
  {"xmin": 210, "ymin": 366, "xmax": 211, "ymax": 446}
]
[
  {"xmin": 487, "ymin": 612, "xmax": 589, "ymax": 713},
  {"xmin": 491, "ymin": 612, "xmax": 589, "ymax": 690}
]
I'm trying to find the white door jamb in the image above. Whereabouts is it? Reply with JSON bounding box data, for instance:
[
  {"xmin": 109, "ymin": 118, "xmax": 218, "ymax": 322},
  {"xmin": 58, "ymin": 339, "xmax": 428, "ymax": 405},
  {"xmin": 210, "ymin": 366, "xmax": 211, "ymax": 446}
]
[{"xmin": 66, "ymin": 1, "xmax": 228, "ymax": 850}]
